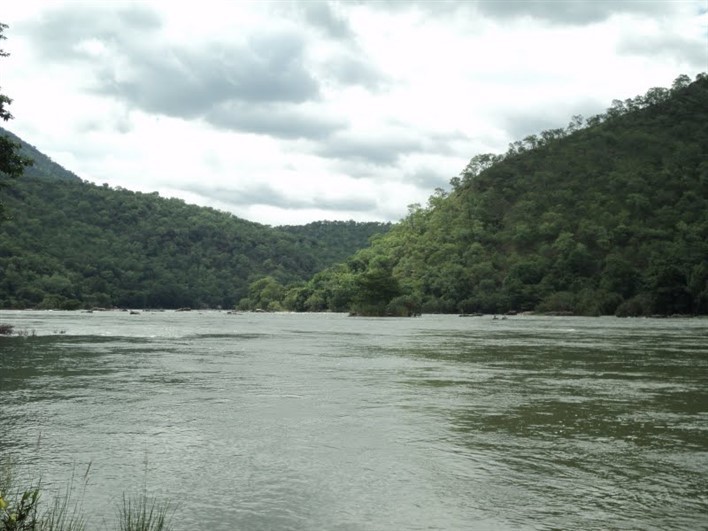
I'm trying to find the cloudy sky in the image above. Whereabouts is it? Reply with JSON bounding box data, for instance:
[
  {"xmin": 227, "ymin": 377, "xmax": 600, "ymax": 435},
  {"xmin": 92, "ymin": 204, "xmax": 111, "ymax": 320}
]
[{"xmin": 2, "ymin": 1, "xmax": 706, "ymax": 226}]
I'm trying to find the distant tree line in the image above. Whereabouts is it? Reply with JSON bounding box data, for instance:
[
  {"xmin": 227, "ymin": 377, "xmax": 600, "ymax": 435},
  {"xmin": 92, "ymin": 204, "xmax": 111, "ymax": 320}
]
[{"xmin": 0, "ymin": 169, "xmax": 389, "ymax": 309}]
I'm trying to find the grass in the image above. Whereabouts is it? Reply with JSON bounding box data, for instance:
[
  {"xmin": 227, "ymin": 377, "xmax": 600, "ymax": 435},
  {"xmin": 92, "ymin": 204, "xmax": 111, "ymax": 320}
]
[
  {"xmin": 0, "ymin": 462, "xmax": 85, "ymax": 531},
  {"xmin": 0, "ymin": 462, "xmax": 172, "ymax": 531},
  {"xmin": 117, "ymin": 495, "xmax": 171, "ymax": 531}
]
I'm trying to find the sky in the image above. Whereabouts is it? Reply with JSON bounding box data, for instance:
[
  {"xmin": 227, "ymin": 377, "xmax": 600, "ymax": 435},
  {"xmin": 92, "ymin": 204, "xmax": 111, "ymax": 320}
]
[{"xmin": 2, "ymin": 1, "xmax": 707, "ymax": 226}]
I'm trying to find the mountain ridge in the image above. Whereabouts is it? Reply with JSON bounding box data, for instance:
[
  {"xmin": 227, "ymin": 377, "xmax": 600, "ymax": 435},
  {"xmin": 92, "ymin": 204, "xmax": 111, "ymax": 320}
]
[
  {"xmin": 1, "ymin": 74, "xmax": 706, "ymax": 315},
  {"xmin": 0, "ymin": 132, "xmax": 390, "ymax": 309},
  {"xmin": 269, "ymin": 74, "xmax": 708, "ymax": 316},
  {"xmin": 0, "ymin": 127, "xmax": 82, "ymax": 183}
]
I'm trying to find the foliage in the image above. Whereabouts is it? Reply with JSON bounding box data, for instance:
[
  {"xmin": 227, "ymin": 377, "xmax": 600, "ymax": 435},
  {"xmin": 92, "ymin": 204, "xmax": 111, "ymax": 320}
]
[
  {"xmin": 0, "ymin": 463, "xmax": 84, "ymax": 531},
  {"xmin": 289, "ymin": 74, "xmax": 708, "ymax": 316},
  {"xmin": 0, "ymin": 487, "xmax": 40, "ymax": 531},
  {"xmin": 0, "ymin": 143, "xmax": 387, "ymax": 310},
  {"xmin": 278, "ymin": 220, "xmax": 391, "ymax": 267},
  {"xmin": 0, "ymin": 23, "xmax": 33, "ymax": 222}
]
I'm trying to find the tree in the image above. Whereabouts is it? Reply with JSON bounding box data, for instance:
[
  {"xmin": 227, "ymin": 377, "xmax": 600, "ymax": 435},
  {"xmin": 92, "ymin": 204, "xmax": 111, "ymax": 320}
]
[
  {"xmin": 350, "ymin": 255, "xmax": 402, "ymax": 316},
  {"xmin": 0, "ymin": 23, "xmax": 32, "ymax": 221}
]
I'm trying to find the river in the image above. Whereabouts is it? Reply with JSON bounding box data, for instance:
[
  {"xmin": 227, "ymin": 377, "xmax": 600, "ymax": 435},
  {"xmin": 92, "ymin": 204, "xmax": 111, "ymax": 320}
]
[{"xmin": 1, "ymin": 310, "xmax": 707, "ymax": 530}]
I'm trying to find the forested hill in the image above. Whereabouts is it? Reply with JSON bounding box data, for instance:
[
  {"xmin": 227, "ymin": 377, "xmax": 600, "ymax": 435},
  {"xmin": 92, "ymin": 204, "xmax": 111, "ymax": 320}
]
[
  {"xmin": 2, "ymin": 75, "xmax": 706, "ymax": 315},
  {"xmin": 0, "ymin": 132, "xmax": 390, "ymax": 309},
  {"xmin": 280, "ymin": 74, "xmax": 708, "ymax": 316},
  {"xmin": 0, "ymin": 128, "xmax": 82, "ymax": 183},
  {"xmin": 279, "ymin": 220, "xmax": 391, "ymax": 266}
]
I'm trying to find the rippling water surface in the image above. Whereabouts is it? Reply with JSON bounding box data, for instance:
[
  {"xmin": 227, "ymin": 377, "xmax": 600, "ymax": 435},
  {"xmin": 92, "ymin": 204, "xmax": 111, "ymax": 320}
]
[{"xmin": 1, "ymin": 310, "xmax": 707, "ymax": 530}]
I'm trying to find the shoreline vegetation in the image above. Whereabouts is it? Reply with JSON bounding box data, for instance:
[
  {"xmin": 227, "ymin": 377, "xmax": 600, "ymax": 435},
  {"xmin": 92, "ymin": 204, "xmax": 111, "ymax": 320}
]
[{"xmin": 0, "ymin": 463, "xmax": 172, "ymax": 531}]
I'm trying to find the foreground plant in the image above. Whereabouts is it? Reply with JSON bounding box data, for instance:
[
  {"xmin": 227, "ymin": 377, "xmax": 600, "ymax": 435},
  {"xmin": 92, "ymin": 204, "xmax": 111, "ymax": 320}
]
[
  {"xmin": 0, "ymin": 462, "xmax": 35, "ymax": 530},
  {"xmin": 0, "ymin": 478, "xmax": 84, "ymax": 531},
  {"xmin": 39, "ymin": 488, "xmax": 86, "ymax": 531},
  {"xmin": 118, "ymin": 494, "xmax": 172, "ymax": 531},
  {"xmin": 0, "ymin": 461, "xmax": 176, "ymax": 531},
  {"xmin": 0, "ymin": 487, "xmax": 39, "ymax": 530}
]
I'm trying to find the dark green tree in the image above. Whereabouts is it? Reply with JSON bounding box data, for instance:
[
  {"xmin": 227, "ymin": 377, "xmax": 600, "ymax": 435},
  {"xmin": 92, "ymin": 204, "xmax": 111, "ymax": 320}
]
[
  {"xmin": 0, "ymin": 23, "xmax": 32, "ymax": 221},
  {"xmin": 350, "ymin": 255, "xmax": 403, "ymax": 316}
]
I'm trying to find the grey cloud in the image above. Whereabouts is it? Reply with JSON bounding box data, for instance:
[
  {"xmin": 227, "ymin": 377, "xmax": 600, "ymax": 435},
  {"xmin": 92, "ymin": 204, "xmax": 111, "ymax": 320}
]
[
  {"xmin": 229, "ymin": 33, "xmax": 320, "ymax": 103},
  {"xmin": 405, "ymin": 168, "xmax": 451, "ymax": 190},
  {"xmin": 290, "ymin": 2, "xmax": 389, "ymax": 90},
  {"xmin": 77, "ymin": 114, "xmax": 132, "ymax": 135},
  {"xmin": 325, "ymin": 53, "xmax": 389, "ymax": 90},
  {"xmin": 96, "ymin": 33, "xmax": 320, "ymax": 120},
  {"xmin": 317, "ymin": 135, "xmax": 423, "ymax": 166},
  {"xmin": 366, "ymin": 0, "xmax": 674, "ymax": 25},
  {"xmin": 318, "ymin": 129, "xmax": 468, "ymax": 168},
  {"xmin": 205, "ymin": 102, "xmax": 346, "ymax": 140},
  {"xmin": 352, "ymin": 0, "xmax": 461, "ymax": 15},
  {"xmin": 427, "ymin": 130, "xmax": 470, "ymax": 156},
  {"xmin": 618, "ymin": 34, "xmax": 708, "ymax": 69},
  {"xmin": 25, "ymin": 4, "xmax": 162, "ymax": 60},
  {"xmin": 500, "ymin": 99, "xmax": 603, "ymax": 143},
  {"xmin": 473, "ymin": 0, "xmax": 672, "ymax": 25},
  {"xmin": 185, "ymin": 182, "xmax": 377, "ymax": 212},
  {"xmin": 300, "ymin": 1, "xmax": 355, "ymax": 40},
  {"xmin": 96, "ymin": 49, "xmax": 233, "ymax": 118},
  {"xmin": 25, "ymin": 5, "xmax": 322, "ymax": 130}
]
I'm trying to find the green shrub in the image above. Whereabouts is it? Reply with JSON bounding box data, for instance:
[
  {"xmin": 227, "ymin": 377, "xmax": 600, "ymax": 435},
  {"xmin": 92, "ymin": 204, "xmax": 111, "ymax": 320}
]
[
  {"xmin": 0, "ymin": 487, "xmax": 40, "ymax": 531},
  {"xmin": 615, "ymin": 293, "xmax": 653, "ymax": 317}
]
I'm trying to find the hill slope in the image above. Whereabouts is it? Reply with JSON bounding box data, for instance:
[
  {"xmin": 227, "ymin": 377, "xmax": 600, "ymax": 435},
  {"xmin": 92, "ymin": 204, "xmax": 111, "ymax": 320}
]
[
  {"xmin": 291, "ymin": 74, "xmax": 708, "ymax": 316},
  {"xmin": 0, "ymin": 128, "xmax": 82, "ymax": 183},
  {"xmin": 0, "ymin": 133, "xmax": 389, "ymax": 309}
]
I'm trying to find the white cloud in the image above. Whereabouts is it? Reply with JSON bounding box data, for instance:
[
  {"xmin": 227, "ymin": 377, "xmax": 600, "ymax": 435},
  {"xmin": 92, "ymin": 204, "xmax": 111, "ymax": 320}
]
[{"xmin": 2, "ymin": 0, "xmax": 706, "ymax": 225}]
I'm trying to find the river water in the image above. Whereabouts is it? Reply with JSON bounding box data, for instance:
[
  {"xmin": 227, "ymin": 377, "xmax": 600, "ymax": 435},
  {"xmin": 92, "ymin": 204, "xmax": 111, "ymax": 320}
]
[{"xmin": 0, "ymin": 310, "xmax": 706, "ymax": 530}]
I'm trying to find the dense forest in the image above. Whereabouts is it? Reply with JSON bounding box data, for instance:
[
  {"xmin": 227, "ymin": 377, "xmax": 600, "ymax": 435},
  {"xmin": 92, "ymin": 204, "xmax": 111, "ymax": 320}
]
[
  {"xmin": 1, "ymin": 75, "xmax": 706, "ymax": 316},
  {"xmin": 0, "ymin": 135, "xmax": 389, "ymax": 309},
  {"xmin": 245, "ymin": 74, "xmax": 708, "ymax": 317}
]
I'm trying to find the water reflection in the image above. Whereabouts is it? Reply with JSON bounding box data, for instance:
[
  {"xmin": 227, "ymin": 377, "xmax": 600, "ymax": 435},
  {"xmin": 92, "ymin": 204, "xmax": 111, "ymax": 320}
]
[{"xmin": 399, "ymin": 329, "xmax": 708, "ymax": 530}]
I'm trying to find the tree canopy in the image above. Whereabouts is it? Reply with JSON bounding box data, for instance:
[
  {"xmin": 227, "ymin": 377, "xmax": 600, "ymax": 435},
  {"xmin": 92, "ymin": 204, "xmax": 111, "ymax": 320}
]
[
  {"xmin": 276, "ymin": 74, "xmax": 708, "ymax": 316},
  {"xmin": 0, "ymin": 139, "xmax": 389, "ymax": 310}
]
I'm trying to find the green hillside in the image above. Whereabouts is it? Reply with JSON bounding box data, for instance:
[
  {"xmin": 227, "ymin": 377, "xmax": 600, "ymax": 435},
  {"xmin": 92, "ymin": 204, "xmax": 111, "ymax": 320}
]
[
  {"xmin": 279, "ymin": 220, "xmax": 391, "ymax": 266},
  {"xmin": 284, "ymin": 74, "xmax": 708, "ymax": 316},
  {"xmin": 2, "ymin": 75, "xmax": 706, "ymax": 315},
  {"xmin": 0, "ymin": 136, "xmax": 389, "ymax": 309},
  {"xmin": 1, "ymin": 128, "xmax": 82, "ymax": 183}
]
